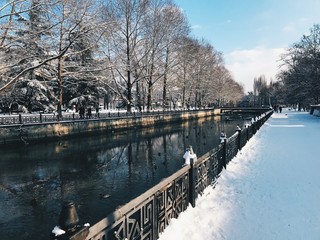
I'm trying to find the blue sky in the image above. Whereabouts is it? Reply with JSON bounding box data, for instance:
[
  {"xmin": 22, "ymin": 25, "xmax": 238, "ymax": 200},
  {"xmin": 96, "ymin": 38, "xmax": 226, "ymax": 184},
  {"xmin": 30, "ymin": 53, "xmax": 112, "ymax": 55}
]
[{"xmin": 174, "ymin": 0, "xmax": 320, "ymax": 92}]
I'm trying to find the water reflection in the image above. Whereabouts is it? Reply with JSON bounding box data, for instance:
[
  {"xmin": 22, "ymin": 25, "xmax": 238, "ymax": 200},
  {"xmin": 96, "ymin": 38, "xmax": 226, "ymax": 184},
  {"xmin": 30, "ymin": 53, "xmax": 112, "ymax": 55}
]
[{"xmin": 0, "ymin": 115, "xmax": 251, "ymax": 239}]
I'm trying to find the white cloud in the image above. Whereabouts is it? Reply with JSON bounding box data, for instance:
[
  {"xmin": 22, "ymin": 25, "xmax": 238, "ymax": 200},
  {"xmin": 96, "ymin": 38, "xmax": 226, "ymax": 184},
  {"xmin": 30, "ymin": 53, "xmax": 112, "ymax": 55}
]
[
  {"xmin": 282, "ymin": 17, "xmax": 312, "ymax": 34},
  {"xmin": 216, "ymin": 19, "xmax": 232, "ymax": 26},
  {"xmin": 283, "ymin": 24, "xmax": 296, "ymax": 33},
  {"xmin": 225, "ymin": 47, "xmax": 286, "ymax": 93},
  {"xmin": 191, "ymin": 24, "xmax": 202, "ymax": 29}
]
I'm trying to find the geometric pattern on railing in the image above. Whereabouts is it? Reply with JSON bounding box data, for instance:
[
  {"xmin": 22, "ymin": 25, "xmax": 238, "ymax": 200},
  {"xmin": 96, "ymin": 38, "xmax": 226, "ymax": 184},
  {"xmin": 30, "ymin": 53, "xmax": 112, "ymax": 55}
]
[
  {"xmin": 157, "ymin": 172, "xmax": 189, "ymax": 236},
  {"xmin": 194, "ymin": 158, "xmax": 210, "ymax": 197},
  {"xmin": 209, "ymin": 148, "xmax": 222, "ymax": 182},
  {"xmin": 97, "ymin": 172, "xmax": 190, "ymax": 240},
  {"xmin": 226, "ymin": 134, "xmax": 239, "ymax": 164},
  {"xmin": 239, "ymin": 130, "xmax": 248, "ymax": 150},
  {"xmin": 105, "ymin": 196, "xmax": 154, "ymax": 240}
]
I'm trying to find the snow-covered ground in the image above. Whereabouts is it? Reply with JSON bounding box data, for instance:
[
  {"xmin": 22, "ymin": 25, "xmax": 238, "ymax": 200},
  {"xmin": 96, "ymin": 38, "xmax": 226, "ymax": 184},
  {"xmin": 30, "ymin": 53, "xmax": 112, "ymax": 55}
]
[{"xmin": 158, "ymin": 108, "xmax": 320, "ymax": 240}]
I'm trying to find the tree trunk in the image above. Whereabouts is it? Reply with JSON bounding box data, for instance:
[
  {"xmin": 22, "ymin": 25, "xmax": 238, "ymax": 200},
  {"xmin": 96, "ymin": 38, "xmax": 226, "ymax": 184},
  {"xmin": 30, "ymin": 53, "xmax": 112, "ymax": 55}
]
[
  {"xmin": 162, "ymin": 46, "xmax": 170, "ymax": 109},
  {"xmin": 57, "ymin": 56, "xmax": 63, "ymax": 118},
  {"xmin": 136, "ymin": 81, "xmax": 142, "ymax": 112},
  {"xmin": 126, "ymin": 70, "xmax": 132, "ymax": 113},
  {"xmin": 163, "ymin": 74, "xmax": 167, "ymax": 109},
  {"xmin": 147, "ymin": 80, "xmax": 152, "ymax": 112},
  {"xmin": 182, "ymin": 65, "xmax": 186, "ymax": 108},
  {"xmin": 126, "ymin": 23, "xmax": 132, "ymax": 113}
]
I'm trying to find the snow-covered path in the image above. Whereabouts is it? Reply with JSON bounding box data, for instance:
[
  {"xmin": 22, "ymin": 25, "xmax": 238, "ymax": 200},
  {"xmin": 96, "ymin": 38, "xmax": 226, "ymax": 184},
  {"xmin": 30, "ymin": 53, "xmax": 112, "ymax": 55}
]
[{"xmin": 158, "ymin": 109, "xmax": 320, "ymax": 240}]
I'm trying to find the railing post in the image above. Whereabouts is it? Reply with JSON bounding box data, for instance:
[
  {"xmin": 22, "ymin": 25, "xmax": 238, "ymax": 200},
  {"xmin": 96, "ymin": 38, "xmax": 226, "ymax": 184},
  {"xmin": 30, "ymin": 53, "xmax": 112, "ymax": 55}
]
[
  {"xmin": 188, "ymin": 158, "xmax": 196, "ymax": 208},
  {"xmin": 19, "ymin": 114, "xmax": 22, "ymax": 124},
  {"xmin": 236, "ymin": 129, "xmax": 241, "ymax": 150},
  {"xmin": 51, "ymin": 201, "xmax": 89, "ymax": 240},
  {"xmin": 40, "ymin": 113, "xmax": 42, "ymax": 123},
  {"xmin": 222, "ymin": 139, "xmax": 227, "ymax": 169}
]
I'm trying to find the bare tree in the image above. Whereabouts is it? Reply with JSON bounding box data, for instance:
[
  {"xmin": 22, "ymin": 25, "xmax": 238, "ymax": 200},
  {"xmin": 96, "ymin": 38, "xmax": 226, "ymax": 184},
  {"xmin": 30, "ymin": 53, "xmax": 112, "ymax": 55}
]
[
  {"xmin": 138, "ymin": 0, "xmax": 168, "ymax": 111},
  {"xmin": 160, "ymin": 3, "xmax": 189, "ymax": 108},
  {"xmin": 101, "ymin": 0, "xmax": 149, "ymax": 112},
  {"xmin": 253, "ymin": 75, "xmax": 268, "ymax": 106},
  {"xmin": 213, "ymin": 65, "xmax": 232, "ymax": 107},
  {"xmin": 172, "ymin": 36, "xmax": 198, "ymax": 108},
  {"xmin": 171, "ymin": 37, "xmax": 237, "ymax": 109},
  {"xmin": 279, "ymin": 24, "xmax": 320, "ymax": 107}
]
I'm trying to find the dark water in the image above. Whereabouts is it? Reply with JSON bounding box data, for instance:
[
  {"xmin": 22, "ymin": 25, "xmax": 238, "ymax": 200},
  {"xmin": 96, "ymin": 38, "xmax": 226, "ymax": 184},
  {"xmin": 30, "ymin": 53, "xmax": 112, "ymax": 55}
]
[{"xmin": 0, "ymin": 115, "xmax": 252, "ymax": 240}]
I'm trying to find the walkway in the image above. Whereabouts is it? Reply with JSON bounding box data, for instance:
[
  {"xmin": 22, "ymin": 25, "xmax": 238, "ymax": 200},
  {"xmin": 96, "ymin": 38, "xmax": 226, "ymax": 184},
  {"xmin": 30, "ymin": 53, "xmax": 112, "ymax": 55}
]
[{"xmin": 158, "ymin": 109, "xmax": 320, "ymax": 240}]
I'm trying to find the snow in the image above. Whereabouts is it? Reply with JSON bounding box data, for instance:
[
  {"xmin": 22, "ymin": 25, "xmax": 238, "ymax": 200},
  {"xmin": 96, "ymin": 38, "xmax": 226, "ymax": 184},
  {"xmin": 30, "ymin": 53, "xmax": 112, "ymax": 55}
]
[
  {"xmin": 183, "ymin": 146, "xmax": 197, "ymax": 165},
  {"xmin": 51, "ymin": 226, "xmax": 65, "ymax": 236},
  {"xmin": 158, "ymin": 109, "xmax": 320, "ymax": 240}
]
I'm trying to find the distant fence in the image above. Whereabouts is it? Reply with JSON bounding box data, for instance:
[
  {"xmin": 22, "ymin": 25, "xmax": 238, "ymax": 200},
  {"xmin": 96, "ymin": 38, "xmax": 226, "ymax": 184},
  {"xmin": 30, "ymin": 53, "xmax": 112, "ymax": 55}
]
[
  {"xmin": 220, "ymin": 107, "xmax": 272, "ymax": 115},
  {"xmin": 0, "ymin": 109, "xmax": 213, "ymax": 126},
  {"xmin": 51, "ymin": 110, "xmax": 273, "ymax": 240},
  {"xmin": 0, "ymin": 108, "xmax": 220, "ymax": 146}
]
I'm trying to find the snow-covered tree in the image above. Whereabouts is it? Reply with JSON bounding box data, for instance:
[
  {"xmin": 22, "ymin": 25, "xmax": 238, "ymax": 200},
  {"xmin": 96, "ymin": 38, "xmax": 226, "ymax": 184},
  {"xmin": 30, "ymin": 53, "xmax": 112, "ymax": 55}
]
[
  {"xmin": 0, "ymin": 0, "xmax": 107, "ymax": 113},
  {"xmin": 100, "ymin": 0, "xmax": 149, "ymax": 112},
  {"xmin": 0, "ymin": 0, "xmax": 245, "ymax": 113},
  {"xmin": 0, "ymin": 0, "xmax": 57, "ymax": 112},
  {"xmin": 279, "ymin": 24, "xmax": 320, "ymax": 108}
]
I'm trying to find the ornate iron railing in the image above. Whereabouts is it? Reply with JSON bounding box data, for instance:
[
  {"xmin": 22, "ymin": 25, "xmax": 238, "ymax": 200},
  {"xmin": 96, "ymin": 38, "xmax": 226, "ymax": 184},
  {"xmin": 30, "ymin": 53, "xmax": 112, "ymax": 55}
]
[{"xmin": 51, "ymin": 110, "xmax": 273, "ymax": 240}]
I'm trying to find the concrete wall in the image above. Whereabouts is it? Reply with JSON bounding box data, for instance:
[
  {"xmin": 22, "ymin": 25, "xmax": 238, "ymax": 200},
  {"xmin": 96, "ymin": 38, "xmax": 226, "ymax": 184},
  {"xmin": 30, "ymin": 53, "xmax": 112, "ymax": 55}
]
[{"xmin": 0, "ymin": 110, "xmax": 216, "ymax": 146}]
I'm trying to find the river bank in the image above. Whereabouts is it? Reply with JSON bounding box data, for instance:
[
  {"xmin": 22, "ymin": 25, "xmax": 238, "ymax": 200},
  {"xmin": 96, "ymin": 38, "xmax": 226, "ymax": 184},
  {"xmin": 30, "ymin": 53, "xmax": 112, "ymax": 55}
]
[
  {"xmin": 0, "ymin": 113, "xmax": 245, "ymax": 240},
  {"xmin": 0, "ymin": 109, "xmax": 220, "ymax": 146}
]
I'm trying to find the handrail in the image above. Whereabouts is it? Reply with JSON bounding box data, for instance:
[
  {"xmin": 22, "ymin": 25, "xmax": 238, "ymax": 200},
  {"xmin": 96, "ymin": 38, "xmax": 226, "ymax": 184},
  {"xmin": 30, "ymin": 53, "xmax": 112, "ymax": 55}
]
[
  {"xmin": 86, "ymin": 164, "xmax": 191, "ymax": 239},
  {"xmin": 50, "ymin": 109, "xmax": 273, "ymax": 240}
]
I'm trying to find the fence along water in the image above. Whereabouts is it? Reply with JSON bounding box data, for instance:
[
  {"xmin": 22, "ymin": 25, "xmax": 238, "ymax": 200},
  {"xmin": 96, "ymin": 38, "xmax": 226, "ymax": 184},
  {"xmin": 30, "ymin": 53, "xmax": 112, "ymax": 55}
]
[
  {"xmin": 0, "ymin": 109, "xmax": 219, "ymax": 146},
  {"xmin": 51, "ymin": 110, "xmax": 273, "ymax": 240}
]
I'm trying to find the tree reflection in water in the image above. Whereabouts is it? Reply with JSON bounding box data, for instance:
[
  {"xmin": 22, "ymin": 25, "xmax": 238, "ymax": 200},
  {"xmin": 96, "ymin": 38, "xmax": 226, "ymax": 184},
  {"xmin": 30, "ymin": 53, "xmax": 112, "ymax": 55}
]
[{"xmin": 0, "ymin": 114, "xmax": 252, "ymax": 240}]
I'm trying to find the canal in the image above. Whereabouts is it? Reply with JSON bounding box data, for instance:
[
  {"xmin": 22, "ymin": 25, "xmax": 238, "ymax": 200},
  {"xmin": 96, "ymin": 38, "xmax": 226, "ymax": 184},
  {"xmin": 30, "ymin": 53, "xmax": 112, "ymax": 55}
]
[{"xmin": 0, "ymin": 114, "xmax": 253, "ymax": 240}]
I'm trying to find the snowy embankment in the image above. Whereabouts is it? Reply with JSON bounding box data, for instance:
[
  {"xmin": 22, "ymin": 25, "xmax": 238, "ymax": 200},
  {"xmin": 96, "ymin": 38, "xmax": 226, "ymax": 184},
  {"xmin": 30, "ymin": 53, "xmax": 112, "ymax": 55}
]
[{"xmin": 158, "ymin": 109, "xmax": 320, "ymax": 240}]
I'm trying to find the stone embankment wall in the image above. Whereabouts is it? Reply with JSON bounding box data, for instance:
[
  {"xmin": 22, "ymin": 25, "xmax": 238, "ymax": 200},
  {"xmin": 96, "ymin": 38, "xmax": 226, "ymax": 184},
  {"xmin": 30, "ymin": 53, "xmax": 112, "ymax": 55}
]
[{"xmin": 0, "ymin": 109, "xmax": 219, "ymax": 146}]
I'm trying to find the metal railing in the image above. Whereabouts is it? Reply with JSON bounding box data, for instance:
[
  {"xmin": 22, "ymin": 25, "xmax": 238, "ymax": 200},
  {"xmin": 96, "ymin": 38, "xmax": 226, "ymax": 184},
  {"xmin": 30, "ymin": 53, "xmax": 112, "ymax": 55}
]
[
  {"xmin": 51, "ymin": 110, "xmax": 273, "ymax": 240},
  {"xmin": 0, "ymin": 108, "xmax": 212, "ymax": 126}
]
